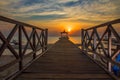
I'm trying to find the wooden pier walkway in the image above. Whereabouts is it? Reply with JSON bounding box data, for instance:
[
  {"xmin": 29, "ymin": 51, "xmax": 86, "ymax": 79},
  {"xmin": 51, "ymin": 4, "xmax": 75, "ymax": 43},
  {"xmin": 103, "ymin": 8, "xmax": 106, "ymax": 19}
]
[{"xmin": 14, "ymin": 38, "xmax": 113, "ymax": 80}]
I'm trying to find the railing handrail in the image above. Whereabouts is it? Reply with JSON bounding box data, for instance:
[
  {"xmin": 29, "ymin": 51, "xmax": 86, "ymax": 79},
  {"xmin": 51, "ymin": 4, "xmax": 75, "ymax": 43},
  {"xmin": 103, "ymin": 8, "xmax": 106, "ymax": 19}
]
[
  {"xmin": 0, "ymin": 16, "xmax": 48, "ymax": 80},
  {"xmin": 0, "ymin": 16, "xmax": 44, "ymax": 30},
  {"xmin": 85, "ymin": 18, "xmax": 120, "ymax": 30},
  {"xmin": 81, "ymin": 18, "xmax": 120, "ymax": 80}
]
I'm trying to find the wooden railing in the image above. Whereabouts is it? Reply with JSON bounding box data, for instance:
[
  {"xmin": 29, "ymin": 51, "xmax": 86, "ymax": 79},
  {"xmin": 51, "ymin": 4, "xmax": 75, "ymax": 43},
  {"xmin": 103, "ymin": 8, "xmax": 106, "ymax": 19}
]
[
  {"xmin": 81, "ymin": 19, "xmax": 120, "ymax": 79},
  {"xmin": 0, "ymin": 16, "xmax": 48, "ymax": 79}
]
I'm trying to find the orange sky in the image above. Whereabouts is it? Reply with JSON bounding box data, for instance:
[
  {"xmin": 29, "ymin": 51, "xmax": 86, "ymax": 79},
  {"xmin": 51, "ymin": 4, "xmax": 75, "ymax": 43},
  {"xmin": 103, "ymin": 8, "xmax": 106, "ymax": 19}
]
[{"xmin": 27, "ymin": 20, "xmax": 98, "ymax": 36}]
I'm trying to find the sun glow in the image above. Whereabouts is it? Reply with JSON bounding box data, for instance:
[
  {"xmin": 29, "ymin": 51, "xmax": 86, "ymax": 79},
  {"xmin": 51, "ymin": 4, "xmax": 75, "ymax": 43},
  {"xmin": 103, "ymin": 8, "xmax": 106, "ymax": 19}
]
[
  {"xmin": 68, "ymin": 28, "xmax": 71, "ymax": 32},
  {"xmin": 67, "ymin": 26, "xmax": 72, "ymax": 32}
]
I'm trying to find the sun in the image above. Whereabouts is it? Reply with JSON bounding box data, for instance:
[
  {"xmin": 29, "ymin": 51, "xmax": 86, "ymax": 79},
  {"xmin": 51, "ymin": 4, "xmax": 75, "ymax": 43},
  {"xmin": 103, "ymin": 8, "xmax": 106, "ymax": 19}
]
[
  {"xmin": 67, "ymin": 26, "xmax": 72, "ymax": 32},
  {"xmin": 68, "ymin": 28, "xmax": 71, "ymax": 32}
]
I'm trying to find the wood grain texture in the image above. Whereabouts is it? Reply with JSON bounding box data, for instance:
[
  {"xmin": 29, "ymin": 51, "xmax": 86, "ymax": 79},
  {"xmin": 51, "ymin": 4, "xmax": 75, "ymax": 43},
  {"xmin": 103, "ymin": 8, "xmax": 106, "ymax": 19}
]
[{"xmin": 14, "ymin": 38, "xmax": 113, "ymax": 80}]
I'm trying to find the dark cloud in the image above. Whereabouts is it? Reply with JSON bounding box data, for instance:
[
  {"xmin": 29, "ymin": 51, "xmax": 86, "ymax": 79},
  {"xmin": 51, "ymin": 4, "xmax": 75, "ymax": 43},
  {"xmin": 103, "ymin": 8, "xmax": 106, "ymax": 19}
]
[
  {"xmin": 26, "ymin": 14, "xmax": 68, "ymax": 20},
  {"xmin": 63, "ymin": 1, "xmax": 79, "ymax": 7}
]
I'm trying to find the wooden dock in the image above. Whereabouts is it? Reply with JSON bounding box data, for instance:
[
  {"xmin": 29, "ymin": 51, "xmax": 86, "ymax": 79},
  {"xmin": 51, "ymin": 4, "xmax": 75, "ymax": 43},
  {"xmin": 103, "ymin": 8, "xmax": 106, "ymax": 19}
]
[{"xmin": 14, "ymin": 38, "xmax": 113, "ymax": 80}]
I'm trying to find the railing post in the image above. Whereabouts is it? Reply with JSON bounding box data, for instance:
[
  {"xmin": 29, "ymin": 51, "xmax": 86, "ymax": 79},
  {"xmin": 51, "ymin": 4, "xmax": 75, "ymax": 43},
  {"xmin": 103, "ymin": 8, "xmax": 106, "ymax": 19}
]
[
  {"xmin": 42, "ymin": 30, "xmax": 44, "ymax": 52},
  {"xmin": 93, "ymin": 28, "xmax": 97, "ymax": 59},
  {"xmin": 33, "ymin": 28, "xmax": 36, "ymax": 59},
  {"xmin": 81, "ymin": 29, "xmax": 85, "ymax": 51},
  {"xmin": 108, "ymin": 25, "xmax": 112, "ymax": 72},
  {"xmin": 19, "ymin": 25, "xmax": 23, "ymax": 70},
  {"xmin": 45, "ymin": 29, "xmax": 48, "ymax": 50}
]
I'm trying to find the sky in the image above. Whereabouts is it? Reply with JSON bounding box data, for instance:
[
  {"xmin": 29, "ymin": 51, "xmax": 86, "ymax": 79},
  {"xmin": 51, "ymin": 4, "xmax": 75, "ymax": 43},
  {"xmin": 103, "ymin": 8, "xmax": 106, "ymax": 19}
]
[{"xmin": 0, "ymin": 0, "xmax": 120, "ymax": 36}]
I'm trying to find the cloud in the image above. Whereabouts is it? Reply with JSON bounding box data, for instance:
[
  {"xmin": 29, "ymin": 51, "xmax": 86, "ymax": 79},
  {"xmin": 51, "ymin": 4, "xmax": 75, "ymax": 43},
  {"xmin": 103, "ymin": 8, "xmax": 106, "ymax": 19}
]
[
  {"xmin": 57, "ymin": 0, "xmax": 79, "ymax": 3},
  {"xmin": 25, "ymin": 14, "xmax": 68, "ymax": 21},
  {"xmin": 60, "ymin": 0, "xmax": 120, "ymax": 22},
  {"xmin": 0, "ymin": 0, "xmax": 120, "ymax": 23}
]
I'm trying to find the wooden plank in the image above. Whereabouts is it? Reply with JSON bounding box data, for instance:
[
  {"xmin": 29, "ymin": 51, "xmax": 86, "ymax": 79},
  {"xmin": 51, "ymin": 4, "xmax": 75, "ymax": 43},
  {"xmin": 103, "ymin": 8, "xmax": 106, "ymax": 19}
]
[
  {"xmin": 15, "ymin": 78, "xmax": 112, "ymax": 80},
  {"xmin": 19, "ymin": 73, "xmax": 110, "ymax": 79}
]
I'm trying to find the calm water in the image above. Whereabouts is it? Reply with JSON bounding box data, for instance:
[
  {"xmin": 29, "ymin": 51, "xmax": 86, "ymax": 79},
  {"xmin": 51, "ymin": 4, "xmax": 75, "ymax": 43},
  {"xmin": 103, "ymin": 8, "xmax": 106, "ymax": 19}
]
[
  {"xmin": 0, "ymin": 36, "xmax": 81, "ymax": 55},
  {"xmin": 0, "ymin": 36, "xmax": 81, "ymax": 44},
  {"xmin": 48, "ymin": 36, "xmax": 81, "ymax": 44}
]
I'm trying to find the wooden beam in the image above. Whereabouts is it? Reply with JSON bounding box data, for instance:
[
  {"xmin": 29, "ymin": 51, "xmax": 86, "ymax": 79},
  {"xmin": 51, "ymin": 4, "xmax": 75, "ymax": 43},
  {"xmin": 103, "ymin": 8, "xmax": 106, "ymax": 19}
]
[
  {"xmin": 0, "ymin": 16, "xmax": 44, "ymax": 30},
  {"xmin": 85, "ymin": 18, "xmax": 120, "ymax": 30}
]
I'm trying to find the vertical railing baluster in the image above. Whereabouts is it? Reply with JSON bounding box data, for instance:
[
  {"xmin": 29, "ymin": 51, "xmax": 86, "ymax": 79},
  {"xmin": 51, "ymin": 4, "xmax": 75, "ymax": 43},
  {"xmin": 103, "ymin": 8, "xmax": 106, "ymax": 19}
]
[
  {"xmin": 108, "ymin": 25, "xmax": 112, "ymax": 72},
  {"xmin": 33, "ymin": 28, "xmax": 36, "ymax": 59},
  {"xmin": 85, "ymin": 31, "xmax": 88, "ymax": 52},
  {"xmin": 45, "ymin": 29, "xmax": 48, "ymax": 50},
  {"xmin": 93, "ymin": 28, "xmax": 97, "ymax": 59},
  {"xmin": 41, "ymin": 30, "xmax": 44, "ymax": 52},
  {"xmin": 81, "ymin": 29, "xmax": 85, "ymax": 51},
  {"xmin": 19, "ymin": 25, "xmax": 23, "ymax": 70}
]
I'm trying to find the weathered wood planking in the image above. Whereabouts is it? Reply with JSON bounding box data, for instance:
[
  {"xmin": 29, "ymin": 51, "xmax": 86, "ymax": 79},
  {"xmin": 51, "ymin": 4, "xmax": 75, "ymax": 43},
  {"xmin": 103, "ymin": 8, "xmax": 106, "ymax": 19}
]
[{"xmin": 14, "ymin": 38, "xmax": 113, "ymax": 80}]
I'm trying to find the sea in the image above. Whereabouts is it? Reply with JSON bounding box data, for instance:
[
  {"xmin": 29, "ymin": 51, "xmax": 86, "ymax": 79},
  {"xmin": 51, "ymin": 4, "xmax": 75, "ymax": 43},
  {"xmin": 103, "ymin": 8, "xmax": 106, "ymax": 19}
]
[
  {"xmin": 48, "ymin": 36, "xmax": 81, "ymax": 44},
  {"xmin": 0, "ymin": 36, "xmax": 81, "ymax": 56}
]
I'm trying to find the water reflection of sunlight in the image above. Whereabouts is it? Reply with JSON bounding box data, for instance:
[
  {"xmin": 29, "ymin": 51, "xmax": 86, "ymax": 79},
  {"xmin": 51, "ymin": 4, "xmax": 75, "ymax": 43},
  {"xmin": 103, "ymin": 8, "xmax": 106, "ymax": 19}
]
[
  {"xmin": 48, "ymin": 36, "xmax": 81, "ymax": 44},
  {"xmin": 69, "ymin": 37, "xmax": 81, "ymax": 44},
  {"xmin": 48, "ymin": 36, "xmax": 59, "ymax": 44}
]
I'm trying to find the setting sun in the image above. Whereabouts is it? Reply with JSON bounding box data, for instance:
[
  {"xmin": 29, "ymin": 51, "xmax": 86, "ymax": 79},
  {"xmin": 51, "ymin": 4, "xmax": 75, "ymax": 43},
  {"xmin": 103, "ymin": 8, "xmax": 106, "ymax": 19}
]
[
  {"xmin": 68, "ymin": 28, "xmax": 71, "ymax": 32},
  {"xmin": 67, "ymin": 26, "xmax": 72, "ymax": 32}
]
